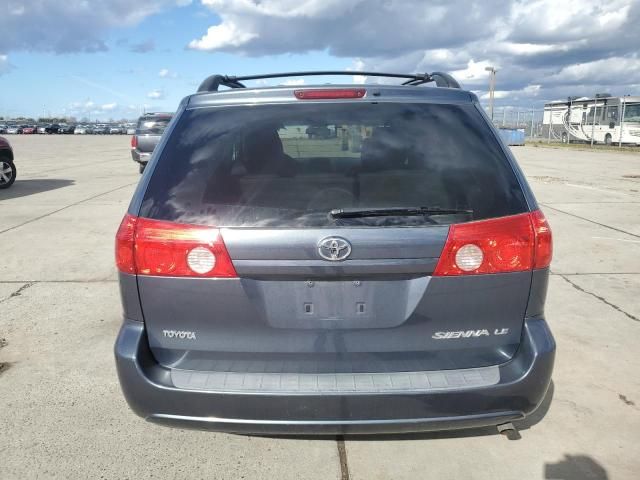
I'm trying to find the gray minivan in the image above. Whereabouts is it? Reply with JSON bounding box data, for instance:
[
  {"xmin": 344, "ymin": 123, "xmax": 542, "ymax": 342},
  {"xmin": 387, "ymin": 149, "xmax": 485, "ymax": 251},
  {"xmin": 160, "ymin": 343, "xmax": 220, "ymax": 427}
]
[{"xmin": 115, "ymin": 71, "xmax": 555, "ymax": 435}]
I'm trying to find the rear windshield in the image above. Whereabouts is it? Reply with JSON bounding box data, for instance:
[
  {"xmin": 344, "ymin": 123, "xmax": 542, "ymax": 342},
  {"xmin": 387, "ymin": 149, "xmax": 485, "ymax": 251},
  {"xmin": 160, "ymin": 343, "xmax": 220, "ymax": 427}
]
[
  {"xmin": 136, "ymin": 116, "xmax": 171, "ymax": 135},
  {"xmin": 140, "ymin": 102, "xmax": 528, "ymax": 227}
]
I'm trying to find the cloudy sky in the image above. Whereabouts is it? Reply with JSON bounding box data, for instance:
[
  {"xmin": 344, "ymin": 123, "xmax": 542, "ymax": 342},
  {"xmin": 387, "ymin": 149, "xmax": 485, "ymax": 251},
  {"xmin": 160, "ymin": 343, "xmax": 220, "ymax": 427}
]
[{"xmin": 1, "ymin": 0, "xmax": 639, "ymax": 120}]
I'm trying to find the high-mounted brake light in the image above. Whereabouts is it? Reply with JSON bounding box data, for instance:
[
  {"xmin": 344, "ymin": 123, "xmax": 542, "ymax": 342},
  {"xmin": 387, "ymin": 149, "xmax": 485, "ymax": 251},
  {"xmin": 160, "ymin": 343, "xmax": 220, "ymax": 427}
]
[
  {"xmin": 115, "ymin": 214, "xmax": 237, "ymax": 278},
  {"xmin": 130, "ymin": 135, "xmax": 137, "ymax": 149},
  {"xmin": 294, "ymin": 89, "xmax": 366, "ymax": 100},
  {"xmin": 433, "ymin": 210, "xmax": 552, "ymax": 276}
]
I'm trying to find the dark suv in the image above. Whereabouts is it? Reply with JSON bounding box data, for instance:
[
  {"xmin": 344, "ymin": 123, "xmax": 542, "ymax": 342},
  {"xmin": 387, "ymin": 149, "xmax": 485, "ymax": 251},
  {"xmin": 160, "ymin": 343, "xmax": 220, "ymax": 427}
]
[
  {"xmin": 115, "ymin": 71, "xmax": 555, "ymax": 435},
  {"xmin": 130, "ymin": 113, "xmax": 172, "ymax": 173}
]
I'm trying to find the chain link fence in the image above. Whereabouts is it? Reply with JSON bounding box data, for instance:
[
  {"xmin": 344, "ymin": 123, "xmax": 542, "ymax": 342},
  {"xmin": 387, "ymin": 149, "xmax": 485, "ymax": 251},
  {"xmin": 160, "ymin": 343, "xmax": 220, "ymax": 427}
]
[
  {"xmin": 483, "ymin": 107, "xmax": 546, "ymax": 139},
  {"xmin": 483, "ymin": 104, "xmax": 640, "ymax": 147}
]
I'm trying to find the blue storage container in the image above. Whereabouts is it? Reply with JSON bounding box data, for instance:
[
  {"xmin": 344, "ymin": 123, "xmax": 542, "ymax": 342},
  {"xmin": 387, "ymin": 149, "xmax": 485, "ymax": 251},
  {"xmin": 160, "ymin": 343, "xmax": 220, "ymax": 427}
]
[{"xmin": 497, "ymin": 128, "xmax": 526, "ymax": 146}]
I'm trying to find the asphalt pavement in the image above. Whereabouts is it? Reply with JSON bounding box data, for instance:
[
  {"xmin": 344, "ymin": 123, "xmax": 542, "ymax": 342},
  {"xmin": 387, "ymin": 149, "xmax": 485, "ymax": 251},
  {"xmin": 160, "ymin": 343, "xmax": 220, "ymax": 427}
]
[{"xmin": 1, "ymin": 136, "xmax": 639, "ymax": 479}]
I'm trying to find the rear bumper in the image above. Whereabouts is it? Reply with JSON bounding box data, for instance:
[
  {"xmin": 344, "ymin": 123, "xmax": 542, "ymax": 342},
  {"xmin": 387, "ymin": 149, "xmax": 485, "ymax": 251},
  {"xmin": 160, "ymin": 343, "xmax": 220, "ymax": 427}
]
[
  {"xmin": 131, "ymin": 149, "xmax": 150, "ymax": 164},
  {"xmin": 114, "ymin": 317, "xmax": 555, "ymax": 435}
]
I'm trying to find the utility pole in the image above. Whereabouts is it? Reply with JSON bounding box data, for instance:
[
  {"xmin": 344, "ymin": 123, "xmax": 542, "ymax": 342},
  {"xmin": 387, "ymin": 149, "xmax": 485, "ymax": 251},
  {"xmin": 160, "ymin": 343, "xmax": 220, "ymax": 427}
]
[{"xmin": 485, "ymin": 66, "xmax": 497, "ymax": 122}]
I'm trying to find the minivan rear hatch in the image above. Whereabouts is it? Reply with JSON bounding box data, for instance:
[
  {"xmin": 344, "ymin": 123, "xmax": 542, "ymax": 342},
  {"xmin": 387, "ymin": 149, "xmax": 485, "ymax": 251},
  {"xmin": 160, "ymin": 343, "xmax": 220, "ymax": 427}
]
[{"xmin": 134, "ymin": 98, "xmax": 534, "ymax": 374}]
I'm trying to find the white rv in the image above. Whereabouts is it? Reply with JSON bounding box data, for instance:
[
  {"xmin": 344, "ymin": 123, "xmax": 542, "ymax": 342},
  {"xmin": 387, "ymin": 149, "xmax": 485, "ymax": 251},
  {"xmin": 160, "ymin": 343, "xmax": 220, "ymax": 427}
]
[{"xmin": 543, "ymin": 96, "xmax": 640, "ymax": 145}]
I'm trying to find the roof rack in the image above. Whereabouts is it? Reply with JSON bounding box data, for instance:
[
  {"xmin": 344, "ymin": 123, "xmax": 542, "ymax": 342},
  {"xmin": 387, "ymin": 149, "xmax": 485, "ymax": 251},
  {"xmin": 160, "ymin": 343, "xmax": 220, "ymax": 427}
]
[{"xmin": 197, "ymin": 71, "xmax": 461, "ymax": 93}]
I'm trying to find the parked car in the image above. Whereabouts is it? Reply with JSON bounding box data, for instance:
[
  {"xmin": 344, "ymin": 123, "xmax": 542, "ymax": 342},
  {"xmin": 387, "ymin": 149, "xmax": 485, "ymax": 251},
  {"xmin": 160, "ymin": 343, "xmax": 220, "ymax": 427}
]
[
  {"xmin": 109, "ymin": 125, "xmax": 123, "ymax": 135},
  {"xmin": 0, "ymin": 136, "xmax": 16, "ymax": 189},
  {"xmin": 114, "ymin": 71, "xmax": 555, "ymax": 435},
  {"xmin": 37, "ymin": 125, "xmax": 48, "ymax": 134},
  {"xmin": 130, "ymin": 112, "xmax": 172, "ymax": 173},
  {"xmin": 74, "ymin": 125, "xmax": 93, "ymax": 135},
  {"xmin": 125, "ymin": 123, "xmax": 136, "ymax": 135},
  {"xmin": 45, "ymin": 124, "xmax": 61, "ymax": 134},
  {"xmin": 6, "ymin": 125, "xmax": 19, "ymax": 134},
  {"xmin": 93, "ymin": 124, "xmax": 107, "ymax": 135},
  {"xmin": 57, "ymin": 124, "xmax": 76, "ymax": 134},
  {"xmin": 22, "ymin": 125, "xmax": 37, "ymax": 134},
  {"xmin": 306, "ymin": 125, "xmax": 333, "ymax": 139},
  {"xmin": 0, "ymin": 124, "xmax": 7, "ymax": 134}
]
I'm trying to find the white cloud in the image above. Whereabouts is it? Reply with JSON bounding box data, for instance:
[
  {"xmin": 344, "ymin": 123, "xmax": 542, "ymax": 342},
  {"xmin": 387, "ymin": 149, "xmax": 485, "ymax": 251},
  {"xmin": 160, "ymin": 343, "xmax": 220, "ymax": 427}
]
[
  {"xmin": 67, "ymin": 99, "xmax": 144, "ymax": 120},
  {"xmin": 547, "ymin": 57, "xmax": 640, "ymax": 85},
  {"xmin": 3, "ymin": 0, "xmax": 639, "ymax": 108},
  {"xmin": 0, "ymin": 1, "xmax": 189, "ymax": 53},
  {"xmin": 478, "ymin": 90, "xmax": 510, "ymax": 100},
  {"xmin": 188, "ymin": 21, "xmax": 258, "ymax": 50},
  {"xmin": 147, "ymin": 89, "xmax": 165, "ymax": 99},
  {"xmin": 0, "ymin": 55, "xmax": 13, "ymax": 75},
  {"xmin": 188, "ymin": 0, "xmax": 640, "ymax": 105},
  {"xmin": 350, "ymin": 59, "xmax": 367, "ymax": 84},
  {"xmin": 190, "ymin": 0, "xmax": 498, "ymax": 56},
  {"xmin": 158, "ymin": 68, "xmax": 177, "ymax": 78},
  {"xmin": 451, "ymin": 60, "xmax": 496, "ymax": 82}
]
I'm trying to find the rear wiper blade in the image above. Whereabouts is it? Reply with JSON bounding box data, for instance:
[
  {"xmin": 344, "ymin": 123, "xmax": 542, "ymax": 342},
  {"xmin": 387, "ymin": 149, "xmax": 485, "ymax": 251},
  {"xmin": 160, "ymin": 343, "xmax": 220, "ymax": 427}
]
[{"xmin": 329, "ymin": 207, "xmax": 473, "ymax": 219}]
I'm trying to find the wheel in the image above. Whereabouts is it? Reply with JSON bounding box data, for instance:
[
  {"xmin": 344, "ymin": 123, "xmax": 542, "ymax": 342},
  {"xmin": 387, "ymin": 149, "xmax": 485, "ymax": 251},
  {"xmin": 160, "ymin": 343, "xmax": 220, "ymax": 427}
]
[
  {"xmin": 139, "ymin": 163, "xmax": 146, "ymax": 174},
  {"xmin": 0, "ymin": 159, "xmax": 16, "ymax": 189},
  {"xmin": 561, "ymin": 132, "xmax": 568, "ymax": 143},
  {"xmin": 605, "ymin": 134, "xmax": 612, "ymax": 145}
]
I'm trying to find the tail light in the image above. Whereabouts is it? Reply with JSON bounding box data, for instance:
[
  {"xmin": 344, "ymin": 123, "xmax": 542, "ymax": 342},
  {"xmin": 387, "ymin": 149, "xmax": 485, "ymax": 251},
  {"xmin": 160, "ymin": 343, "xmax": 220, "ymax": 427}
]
[
  {"xmin": 115, "ymin": 214, "xmax": 237, "ymax": 278},
  {"xmin": 130, "ymin": 135, "xmax": 137, "ymax": 148},
  {"xmin": 433, "ymin": 210, "xmax": 552, "ymax": 276},
  {"xmin": 531, "ymin": 210, "xmax": 553, "ymax": 268},
  {"xmin": 294, "ymin": 88, "xmax": 366, "ymax": 100}
]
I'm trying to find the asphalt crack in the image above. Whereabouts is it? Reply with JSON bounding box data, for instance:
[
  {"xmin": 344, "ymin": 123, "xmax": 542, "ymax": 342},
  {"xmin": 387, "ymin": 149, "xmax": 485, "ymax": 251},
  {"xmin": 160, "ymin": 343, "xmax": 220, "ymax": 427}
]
[
  {"xmin": 559, "ymin": 275, "xmax": 639, "ymax": 323},
  {"xmin": 0, "ymin": 182, "xmax": 137, "ymax": 235},
  {"xmin": 336, "ymin": 436, "xmax": 350, "ymax": 480},
  {"xmin": 0, "ymin": 280, "xmax": 116, "ymax": 284},
  {"xmin": 540, "ymin": 204, "xmax": 640, "ymax": 239},
  {"xmin": 0, "ymin": 338, "xmax": 8, "ymax": 377},
  {"xmin": 551, "ymin": 272, "xmax": 640, "ymax": 276},
  {"xmin": 618, "ymin": 394, "xmax": 636, "ymax": 407},
  {"xmin": 0, "ymin": 282, "xmax": 35, "ymax": 303}
]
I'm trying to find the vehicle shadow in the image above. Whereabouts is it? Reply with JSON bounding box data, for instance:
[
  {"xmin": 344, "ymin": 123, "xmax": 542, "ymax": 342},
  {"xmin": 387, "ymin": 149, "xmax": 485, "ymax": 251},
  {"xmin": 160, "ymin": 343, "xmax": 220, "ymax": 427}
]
[
  {"xmin": 544, "ymin": 454, "xmax": 608, "ymax": 480},
  {"xmin": 0, "ymin": 179, "xmax": 74, "ymax": 200}
]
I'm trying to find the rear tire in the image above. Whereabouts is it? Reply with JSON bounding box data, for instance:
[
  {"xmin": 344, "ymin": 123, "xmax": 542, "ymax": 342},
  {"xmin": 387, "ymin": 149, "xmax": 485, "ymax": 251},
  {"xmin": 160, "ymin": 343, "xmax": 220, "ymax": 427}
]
[
  {"xmin": 0, "ymin": 158, "xmax": 16, "ymax": 189},
  {"xmin": 605, "ymin": 133, "xmax": 612, "ymax": 145},
  {"xmin": 139, "ymin": 163, "xmax": 146, "ymax": 174}
]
